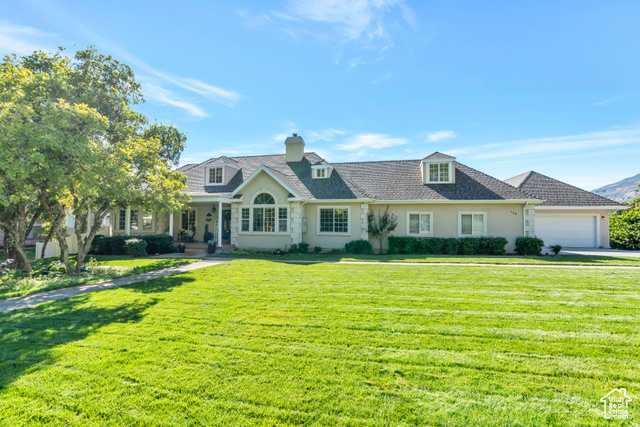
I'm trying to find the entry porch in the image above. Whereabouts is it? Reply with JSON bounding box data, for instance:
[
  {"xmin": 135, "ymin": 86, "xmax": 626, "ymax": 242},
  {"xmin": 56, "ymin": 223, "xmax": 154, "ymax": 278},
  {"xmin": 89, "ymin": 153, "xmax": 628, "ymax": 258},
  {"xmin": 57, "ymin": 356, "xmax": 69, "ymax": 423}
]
[{"xmin": 110, "ymin": 200, "xmax": 232, "ymax": 248}]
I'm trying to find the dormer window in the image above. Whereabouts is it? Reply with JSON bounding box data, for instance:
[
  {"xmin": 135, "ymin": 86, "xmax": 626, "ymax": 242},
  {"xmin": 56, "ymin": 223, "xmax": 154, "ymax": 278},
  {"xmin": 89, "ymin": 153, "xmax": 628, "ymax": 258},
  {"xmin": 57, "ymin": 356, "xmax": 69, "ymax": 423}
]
[
  {"xmin": 207, "ymin": 166, "xmax": 224, "ymax": 185},
  {"xmin": 421, "ymin": 154, "xmax": 455, "ymax": 184},
  {"xmin": 429, "ymin": 162, "xmax": 449, "ymax": 182},
  {"xmin": 312, "ymin": 165, "xmax": 333, "ymax": 179}
]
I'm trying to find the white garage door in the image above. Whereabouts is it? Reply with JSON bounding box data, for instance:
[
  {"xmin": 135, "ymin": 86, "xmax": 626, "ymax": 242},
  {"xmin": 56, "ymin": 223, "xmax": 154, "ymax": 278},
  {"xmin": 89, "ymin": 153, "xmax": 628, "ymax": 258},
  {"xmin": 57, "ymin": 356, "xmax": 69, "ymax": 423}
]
[{"xmin": 535, "ymin": 214, "xmax": 598, "ymax": 248}]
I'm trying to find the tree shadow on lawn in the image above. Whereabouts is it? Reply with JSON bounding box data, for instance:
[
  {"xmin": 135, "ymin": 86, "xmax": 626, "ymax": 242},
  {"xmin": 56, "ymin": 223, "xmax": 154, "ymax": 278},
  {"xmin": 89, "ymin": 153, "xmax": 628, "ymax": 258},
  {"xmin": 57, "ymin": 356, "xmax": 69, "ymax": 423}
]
[{"xmin": 0, "ymin": 274, "xmax": 195, "ymax": 391}]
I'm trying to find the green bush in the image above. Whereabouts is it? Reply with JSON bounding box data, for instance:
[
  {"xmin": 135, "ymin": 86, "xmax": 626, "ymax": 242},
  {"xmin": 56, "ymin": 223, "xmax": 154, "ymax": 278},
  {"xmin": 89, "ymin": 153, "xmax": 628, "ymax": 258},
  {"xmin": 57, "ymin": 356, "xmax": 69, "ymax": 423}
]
[
  {"xmin": 388, "ymin": 236, "xmax": 508, "ymax": 256},
  {"xmin": 458, "ymin": 237, "xmax": 480, "ymax": 255},
  {"xmin": 478, "ymin": 237, "xmax": 508, "ymax": 255},
  {"xmin": 91, "ymin": 234, "xmax": 174, "ymax": 255},
  {"xmin": 125, "ymin": 238, "xmax": 147, "ymax": 257},
  {"xmin": 289, "ymin": 242, "xmax": 310, "ymax": 254},
  {"xmin": 313, "ymin": 246, "xmax": 322, "ymax": 254},
  {"xmin": 345, "ymin": 240, "xmax": 373, "ymax": 254},
  {"xmin": 610, "ymin": 207, "xmax": 640, "ymax": 250},
  {"xmin": 549, "ymin": 244, "xmax": 563, "ymax": 256},
  {"xmin": 442, "ymin": 238, "xmax": 459, "ymax": 255},
  {"xmin": 515, "ymin": 236, "xmax": 544, "ymax": 255}
]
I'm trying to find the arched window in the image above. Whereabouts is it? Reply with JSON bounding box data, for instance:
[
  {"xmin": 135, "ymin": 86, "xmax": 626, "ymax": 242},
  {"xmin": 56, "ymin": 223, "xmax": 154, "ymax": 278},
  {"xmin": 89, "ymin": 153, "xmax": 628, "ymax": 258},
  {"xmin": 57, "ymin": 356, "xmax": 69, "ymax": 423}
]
[
  {"xmin": 240, "ymin": 192, "xmax": 288, "ymax": 233},
  {"xmin": 253, "ymin": 193, "xmax": 275, "ymax": 205}
]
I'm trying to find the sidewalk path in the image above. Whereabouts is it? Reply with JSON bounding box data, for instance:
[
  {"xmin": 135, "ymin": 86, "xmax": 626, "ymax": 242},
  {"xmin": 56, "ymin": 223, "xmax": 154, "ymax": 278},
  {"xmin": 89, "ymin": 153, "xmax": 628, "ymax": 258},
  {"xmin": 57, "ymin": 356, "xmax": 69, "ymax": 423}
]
[{"xmin": 0, "ymin": 260, "xmax": 228, "ymax": 313}]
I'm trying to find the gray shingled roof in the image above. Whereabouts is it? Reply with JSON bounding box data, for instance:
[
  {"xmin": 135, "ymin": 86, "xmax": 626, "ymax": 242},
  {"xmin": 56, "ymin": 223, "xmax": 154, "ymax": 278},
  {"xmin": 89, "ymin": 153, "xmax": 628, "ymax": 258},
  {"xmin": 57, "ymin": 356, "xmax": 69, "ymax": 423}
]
[
  {"xmin": 505, "ymin": 171, "xmax": 623, "ymax": 207},
  {"xmin": 423, "ymin": 152, "xmax": 456, "ymax": 160},
  {"xmin": 333, "ymin": 160, "xmax": 535, "ymax": 201},
  {"xmin": 181, "ymin": 153, "xmax": 368, "ymax": 199},
  {"xmin": 181, "ymin": 151, "xmax": 538, "ymax": 201}
]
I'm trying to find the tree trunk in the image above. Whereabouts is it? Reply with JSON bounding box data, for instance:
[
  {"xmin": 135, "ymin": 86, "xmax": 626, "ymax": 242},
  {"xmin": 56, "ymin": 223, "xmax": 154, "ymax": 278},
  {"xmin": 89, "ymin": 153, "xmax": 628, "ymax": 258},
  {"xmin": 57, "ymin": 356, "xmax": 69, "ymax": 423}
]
[
  {"xmin": 2, "ymin": 229, "xmax": 9, "ymax": 263},
  {"xmin": 13, "ymin": 202, "xmax": 32, "ymax": 274},
  {"xmin": 39, "ymin": 192, "xmax": 73, "ymax": 275},
  {"xmin": 41, "ymin": 226, "xmax": 54, "ymax": 259},
  {"xmin": 74, "ymin": 204, "xmax": 109, "ymax": 275}
]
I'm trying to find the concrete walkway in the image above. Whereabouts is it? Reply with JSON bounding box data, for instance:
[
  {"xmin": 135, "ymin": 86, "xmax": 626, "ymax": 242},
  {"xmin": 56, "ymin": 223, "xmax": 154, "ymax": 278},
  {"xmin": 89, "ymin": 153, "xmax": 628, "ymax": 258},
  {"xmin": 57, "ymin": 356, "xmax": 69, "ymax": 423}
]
[
  {"xmin": 559, "ymin": 247, "xmax": 640, "ymax": 258},
  {"xmin": 0, "ymin": 259, "xmax": 228, "ymax": 313}
]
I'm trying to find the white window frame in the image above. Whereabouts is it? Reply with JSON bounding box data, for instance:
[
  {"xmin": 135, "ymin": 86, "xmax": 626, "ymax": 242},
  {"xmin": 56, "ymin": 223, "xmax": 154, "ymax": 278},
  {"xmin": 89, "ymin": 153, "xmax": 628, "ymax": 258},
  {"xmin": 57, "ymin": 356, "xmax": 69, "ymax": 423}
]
[
  {"xmin": 311, "ymin": 165, "xmax": 333, "ymax": 179},
  {"xmin": 238, "ymin": 190, "xmax": 289, "ymax": 235},
  {"xmin": 206, "ymin": 166, "xmax": 224, "ymax": 185},
  {"xmin": 316, "ymin": 206, "xmax": 351, "ymax": 235},
  {"xmin": 458, "ymin": 211, "xmax": 487, "ymax": 237},
  {"xmin": 422, "ymin": 160, "xmax": 454, "ymax": 184},
  {"xmin": 406, "ymin": 211, "xmax": 434, "ymax": 236}
]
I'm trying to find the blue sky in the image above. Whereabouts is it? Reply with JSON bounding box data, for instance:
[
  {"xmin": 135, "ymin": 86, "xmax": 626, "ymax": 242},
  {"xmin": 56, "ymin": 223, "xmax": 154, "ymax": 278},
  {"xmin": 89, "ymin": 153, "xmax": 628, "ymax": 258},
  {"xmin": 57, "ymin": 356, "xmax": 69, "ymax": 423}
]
[{"xmin": 2, "ymin": 0, "xmax": 639, "ymax": 190}]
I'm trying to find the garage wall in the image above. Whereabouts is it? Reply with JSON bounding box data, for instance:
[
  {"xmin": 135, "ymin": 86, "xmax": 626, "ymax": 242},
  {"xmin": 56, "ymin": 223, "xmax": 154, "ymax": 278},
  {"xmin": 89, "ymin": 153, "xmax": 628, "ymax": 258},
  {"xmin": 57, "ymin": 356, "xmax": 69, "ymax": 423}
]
[{"xmin": 534, "ymin": 209, "xmax": 612, "ymax": 248}]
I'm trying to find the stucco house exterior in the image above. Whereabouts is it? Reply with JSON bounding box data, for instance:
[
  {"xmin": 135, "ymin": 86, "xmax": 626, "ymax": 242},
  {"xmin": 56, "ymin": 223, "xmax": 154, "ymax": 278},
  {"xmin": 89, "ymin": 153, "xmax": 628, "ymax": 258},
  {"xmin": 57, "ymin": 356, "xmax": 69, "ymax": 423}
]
[{"xmin": 108, "ymin": 134, "xmax": 624, "ymax": 252}]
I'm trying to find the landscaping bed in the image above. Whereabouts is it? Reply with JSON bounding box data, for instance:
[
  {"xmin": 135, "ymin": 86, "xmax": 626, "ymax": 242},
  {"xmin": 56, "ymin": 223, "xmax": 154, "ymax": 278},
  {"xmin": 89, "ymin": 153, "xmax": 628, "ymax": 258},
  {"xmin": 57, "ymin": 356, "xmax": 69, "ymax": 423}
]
[{"xmin": 0, "ymin": 256, "xmax": 199, "ymax": 300}]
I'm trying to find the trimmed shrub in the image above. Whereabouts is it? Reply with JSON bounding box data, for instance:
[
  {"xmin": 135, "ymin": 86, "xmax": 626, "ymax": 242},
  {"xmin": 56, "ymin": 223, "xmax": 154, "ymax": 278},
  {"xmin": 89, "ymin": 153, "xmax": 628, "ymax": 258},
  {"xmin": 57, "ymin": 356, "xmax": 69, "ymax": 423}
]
[
  {"xmin": 313, "ymin": 246, "xmax": 322, "ymax": 254},
  {"xmin": 391, "ymin": 236, "xmax": 508, "ymax": 255},
  {"xmin": 289, "ymin": 242, "xmax": 310, "ymax": 254},
  {"xmin": 125, "ymin": 238, "xmax": 147, "ymax": 257},
  {"xmin": 442, "ymin": 238, "xmax": 459, "ymax": 255},
  {"xmin": 515, "ymin": 236, "xmax": 544, "ymax": 255},
  {"xmin": 345, "ymin": 240, "xmax": 373, "ymax": 254},
  {"xmin": 549, "ymin": 244, "xmax": 562, "ymax": 256},
  {"xmin": 91, "ymin": 234, "xmax": 174, "ymax": 255},
  {"xmin": 140, "ymin": 235, "xmax": 175, "ymax": 254},
  {"xmin": 610, "ymin": 206, "xmax": 640, "ymax": 250},
  {"xmin": 478, "ymin": 236, "xmax": 508, "ymax": 255},
  {"xmin": 458, "ymin": 237, "xmax": 480, "ymax": 255}
]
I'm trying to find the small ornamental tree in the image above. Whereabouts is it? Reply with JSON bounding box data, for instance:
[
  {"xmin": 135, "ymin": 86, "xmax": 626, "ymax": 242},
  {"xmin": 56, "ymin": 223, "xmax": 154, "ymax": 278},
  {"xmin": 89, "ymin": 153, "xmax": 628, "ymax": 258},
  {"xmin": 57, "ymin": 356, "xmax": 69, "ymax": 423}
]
[{"xmin": 367, "ymin": 206, "xmax": 398, "ymax": 254}]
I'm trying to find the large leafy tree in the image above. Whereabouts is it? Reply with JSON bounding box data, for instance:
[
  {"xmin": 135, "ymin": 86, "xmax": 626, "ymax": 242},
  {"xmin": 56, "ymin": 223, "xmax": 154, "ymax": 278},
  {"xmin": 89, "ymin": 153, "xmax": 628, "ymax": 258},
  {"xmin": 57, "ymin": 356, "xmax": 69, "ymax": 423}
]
[{"xmin": 0, "ymin": 48, "xmax": 189, "ymax": 275}]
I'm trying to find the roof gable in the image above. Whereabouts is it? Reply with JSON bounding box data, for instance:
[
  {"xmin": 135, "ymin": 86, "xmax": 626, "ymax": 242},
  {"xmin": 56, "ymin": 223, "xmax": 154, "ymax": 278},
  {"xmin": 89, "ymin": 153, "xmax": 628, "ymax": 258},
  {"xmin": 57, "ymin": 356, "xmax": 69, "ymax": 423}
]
[{"xmin": 505, "ymin": 171, "xmax": 623, "ymax": 207}]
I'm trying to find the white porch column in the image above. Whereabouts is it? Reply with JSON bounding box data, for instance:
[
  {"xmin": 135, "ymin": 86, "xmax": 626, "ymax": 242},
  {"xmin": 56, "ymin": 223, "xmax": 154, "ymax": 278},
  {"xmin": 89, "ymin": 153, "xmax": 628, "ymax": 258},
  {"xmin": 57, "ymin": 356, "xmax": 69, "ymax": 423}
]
[
  {"xmin": 108, "ymin": 210, "xmax": 113, "ymax": 237},
  {"xmin": 217, "ymin": 201, "xmax": 223, "ymax": 247},
  {"xmin": 169, "ymin": 212, "xmax": 174, "ymax": 239},
  {"xmin": 125, "ymin": 208, "xmax": 131, "ymax": 236}
]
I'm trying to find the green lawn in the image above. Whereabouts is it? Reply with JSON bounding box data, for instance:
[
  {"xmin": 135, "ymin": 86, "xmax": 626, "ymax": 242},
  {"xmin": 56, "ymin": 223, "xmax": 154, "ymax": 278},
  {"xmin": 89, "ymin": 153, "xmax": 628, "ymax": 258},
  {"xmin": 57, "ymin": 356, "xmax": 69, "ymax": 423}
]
[
  {"xmin": 1, "ymin": 260, "xmax": 638, "ymax": 425},
  {"xmin": 0, "ymin": 256, "xmax": 199, "ymax": 300},
  {"xmin": 210, "ymin": 251, "xmax": 640, "ymax": 267}
]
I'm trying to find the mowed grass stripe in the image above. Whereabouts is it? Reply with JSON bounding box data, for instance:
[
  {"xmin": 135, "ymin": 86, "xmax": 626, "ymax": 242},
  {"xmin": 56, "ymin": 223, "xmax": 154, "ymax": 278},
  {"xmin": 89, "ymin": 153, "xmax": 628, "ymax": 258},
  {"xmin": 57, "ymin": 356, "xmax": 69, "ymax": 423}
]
[{"xmin": 1, "ymin": 260, "xmax": 638, "ymax": 426}]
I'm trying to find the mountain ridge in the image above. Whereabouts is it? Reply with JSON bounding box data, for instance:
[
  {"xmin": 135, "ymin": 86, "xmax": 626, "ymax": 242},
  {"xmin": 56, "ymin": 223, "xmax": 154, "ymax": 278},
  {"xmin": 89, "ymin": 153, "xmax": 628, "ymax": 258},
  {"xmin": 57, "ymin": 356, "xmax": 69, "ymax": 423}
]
[{"xmin": 593, "ymin": 173, "xmax": 640, "ymax": 201}]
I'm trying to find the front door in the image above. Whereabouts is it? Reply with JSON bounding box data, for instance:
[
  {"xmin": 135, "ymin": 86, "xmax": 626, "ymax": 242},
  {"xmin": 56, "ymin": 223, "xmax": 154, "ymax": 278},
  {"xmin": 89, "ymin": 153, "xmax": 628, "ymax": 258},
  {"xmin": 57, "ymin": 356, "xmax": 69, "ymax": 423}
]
[{"xmin": 222, "ymin": 210, "xmax": 231, "ymax": 240}]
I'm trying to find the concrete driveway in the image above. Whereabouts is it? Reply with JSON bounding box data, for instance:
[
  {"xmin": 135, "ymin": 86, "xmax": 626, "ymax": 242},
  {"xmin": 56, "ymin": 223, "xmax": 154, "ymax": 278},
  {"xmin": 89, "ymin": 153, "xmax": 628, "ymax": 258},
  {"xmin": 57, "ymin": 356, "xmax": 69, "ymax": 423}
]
[{"xmin": 560, "ymin": 248, "xmax": 640, "ymax": 258}]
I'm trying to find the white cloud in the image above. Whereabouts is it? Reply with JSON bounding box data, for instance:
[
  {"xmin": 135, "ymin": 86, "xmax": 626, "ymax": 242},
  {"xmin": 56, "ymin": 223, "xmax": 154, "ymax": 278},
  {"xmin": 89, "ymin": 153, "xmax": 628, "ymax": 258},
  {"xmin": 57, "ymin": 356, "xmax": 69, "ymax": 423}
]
[
  {"xmin": 285, "ymin": 0, "xmax": 410, "ymax": 44},
  {"xmin": 594, "ymin": 96, "xmax": 622, "ymax": 107},
  {"xmin": 470, "ymin": 127, "xmax": 640, "ymax": 160},
  {"xmin": 0, "ymin": 22, "xmax": 56, "ymax": 55},
  {"xmin": 426, "ymin": 130, "xmax": 457, "ymax": 142},
  {"xmin": 240, "ymin": 0, "xmax": 416, "ymax": 60},
  {"xmin": 5, "ymin": 4, "xmax": 242, "ymax": 114},
  {"xmin": 338, "ymin": 133, "xmax": 407, "ymax": 150},
  {"xmin": 143, "ymin": 83, "xmax": 208, "ymax": 119},
  {"xmin": 306, "ymin": 128, "xmax": 346, "ymax": 142}
]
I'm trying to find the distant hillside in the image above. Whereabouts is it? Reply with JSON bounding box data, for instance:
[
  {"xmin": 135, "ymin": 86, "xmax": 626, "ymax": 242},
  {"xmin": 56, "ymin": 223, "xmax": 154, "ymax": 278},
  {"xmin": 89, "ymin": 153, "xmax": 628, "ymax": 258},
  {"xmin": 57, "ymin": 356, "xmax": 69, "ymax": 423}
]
[{"xmin": 593, "ymin": 173, "xmax": 640, "ymax": 202}]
